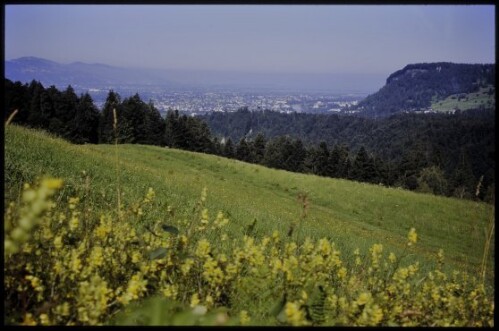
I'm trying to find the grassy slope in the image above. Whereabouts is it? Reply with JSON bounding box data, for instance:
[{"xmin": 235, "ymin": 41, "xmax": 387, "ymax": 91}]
[
  {"xmin": 5, "ymin": 125, "xmax": 494, "ymax": 281},
  {"xmin": 431, "ymin": 85, "xmax": 495, "ymax": 112}
]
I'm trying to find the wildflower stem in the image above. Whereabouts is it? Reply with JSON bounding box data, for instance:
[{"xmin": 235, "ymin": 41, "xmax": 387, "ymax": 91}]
[
  {"xmin": 480, "ymin": 208, "xmax": 494, "ymax": 286},
  {"xmin": 5, "ymin": 109, "xmax": 18, "ymax": 126},
  {"xmin": 113, "ymin": 108, "xmax": 121, "ymax": 221}
]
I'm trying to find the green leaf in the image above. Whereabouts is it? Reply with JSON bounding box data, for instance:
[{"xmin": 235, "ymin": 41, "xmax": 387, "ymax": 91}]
[
  {"xmin": 276, "ymin": 307, "xmax": 288, "ymax": 324},
  {"xmin": 270, "ymin": 293, "xmax": 287, "ymax": 318},
  {"xmin": 149, "ymin": 247, "xmax": 168, "ymax": 260},
  {"xmin": 161, "ymin": 224, "xmax": 179, "ymax": 235},
  {"xmin": 245, "ymin": 218, "xmax": 257, "ymax": 236}
]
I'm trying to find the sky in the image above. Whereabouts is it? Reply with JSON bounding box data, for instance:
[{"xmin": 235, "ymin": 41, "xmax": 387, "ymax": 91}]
[{"xmin": 4, "ymin": 4, "xmax": 496, "ymax": 77}]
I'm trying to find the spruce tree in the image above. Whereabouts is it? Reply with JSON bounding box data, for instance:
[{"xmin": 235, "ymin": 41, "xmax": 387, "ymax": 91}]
[
  {"xmin": 164, "ymin": 109, "xmax": 179, "ymax": 147},
  {"xmin": 71, "ymin": 93, "xmax": 100, "ymax": 144},
  {"xmin": 251, "ymin": 133, "xmax": 266, "ymax": 164},
  {"xmin": 236, "ymin": 138, "xmax": 251, "ymax": 162},
  {"xmin": 223, "ymin": 138, "xmax": 235, "ymax": 158},
  {"xmin": 316, "ymin": 141, "xmax": 330, "ymax": 176},
  {"xmin": 352, "ymin": 146, "xmax": 370, "ymax": 182},
  {"xmin": 99, "ymin": 90, "xmax": 121, "ymax": 144},
  {"xmin": 143, "ymin": 101, "xmax": 165, "ymax": 146}
]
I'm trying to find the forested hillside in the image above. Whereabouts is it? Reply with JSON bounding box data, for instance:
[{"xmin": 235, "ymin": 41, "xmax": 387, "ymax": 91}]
[
  {"xmin": 354, "ymin": 62, "xmax": 495, "ymax": 117},
  {"xmin": 4, "ymin": 78, "xmax": 495, "ymax": 202},
  {"xmin": 202, "ymin": 108, "xmax": 495, "ymax": 200}
]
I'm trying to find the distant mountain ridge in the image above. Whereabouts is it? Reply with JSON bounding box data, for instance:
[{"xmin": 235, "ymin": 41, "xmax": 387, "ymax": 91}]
[
  {"xmin": 4, "ymin": 56, "xmax": 385, "ymax": 93},
  {"xmin": 5, "ymin": 56, "xmax": 176, "ymax": 89},
  {"xmin": 355, "ymin": 62, "xmax": 495, "ymax": 117}
]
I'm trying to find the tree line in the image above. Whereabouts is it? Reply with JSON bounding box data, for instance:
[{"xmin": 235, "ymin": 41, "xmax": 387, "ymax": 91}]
[
  {"xmin": 4, "ymin": 79, "xmax": 494, "ymax": 202},
  {"xmin": 202, "ymin": 108, "xmax": 495, "ymax": 202}
]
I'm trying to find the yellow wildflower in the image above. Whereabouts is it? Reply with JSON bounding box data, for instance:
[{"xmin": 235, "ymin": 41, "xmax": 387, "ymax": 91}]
[
  {"xmin": 239, "ymin": 310, "xmax": 250, "ymax": 325},
  {"xmin": 143, "ymin": 187, "xmax": 155, "ymax": 204},
  {"xmin": 69, "ymin": 216, "xmax": 79, "ymax": 231},
  {"xmin": 131, "ymin": 251, "xmax": 141, "ymax": 263},
  {"xmin": 200, "ymin": 208, "xmax": 209, "ymax": 226},
  {"xmin": 205, "ymin": 294, "xmax": 214, "ymax": 306},
  {"xmin": 25, "ymin": 275, "xmax": 43, "ymax": 292},
  {"xmin": 195, "ymin": 239, "xmax": 211, "ymax": 258},
  {"xmin": 39, "ymin": 313, "xmax": 50, "ymax": 325},
  {"xmin": 317, "ymin": 238, "xmax": 331, "ymax": 256},
  {"xmin": 203, "ymin": 257, "xmax": 224, "ymax": 285},
  {"xmin": 272, "ymin": 230, "xmax": 280, "ymax": 242},
  {"xmin": 190, "ymin": 293, "xmax": 200, "ymax": 307},
  {"xmin": 42, "ymin": 178, "xmax": 63, "ymax": 190},
  {"xmin": 200, "ymin": 187, "xmax": 207, "ymax": 202},
  {"xmin": 370, "ymin": 244, "xmax": 383, "ymax": 269},
  {"xmin": 162, "ymin": 284, "xmax": 178, "ymax": 299},
  {"xmin": 370, "ymin": 305, "xmax": 383, "ymax": 325},
  {"xmin": 88, "ymin": 246, "xmax": 104, "ymax": 267},
  {"xmin": 356, "ymin": 292, "xmax": 372, "ymax": 306},
  {"xmin": 68, "ymin": 197, "xmax": 80, "ymax": 209},
  {"xmin": 285, "ymin": 302, "xmax": 308, "ymax": 326},
  {"xmin": 54, "ymin": 236, "xmax": 62, "ymax": 250},
  {"xmin": 69, "ymin": 251, "xmax": 82, "ymax": 275},
  {"xmin": 21, "ymin": 313, "xmax": 37, "ymax": 326},
  {"xmin": 180, "ymin": 235, "xmax": 188, "ymax": 245},
  {"xmin": 181, "ymin": 258, "xmax": 195, "ymax": 275},
  {"xmin": 55, "ymin": 302, "xmax": 70, "ymax": 317},
  {"xmin": 337, "ymin": 267, "xmax": 347, "ymax": 280},
  {"xmin": 407, "ymin": 228, "xmax": 417, "ymax": 246},
  {"xmin": 119, "ymin": 274, "xmax": 147, "ymax": 305}
]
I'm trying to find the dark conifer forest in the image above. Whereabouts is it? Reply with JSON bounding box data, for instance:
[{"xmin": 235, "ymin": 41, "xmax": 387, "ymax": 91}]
[{"xmin": 5, "ymin": 78, "xmax": 495, "ymax": 202}]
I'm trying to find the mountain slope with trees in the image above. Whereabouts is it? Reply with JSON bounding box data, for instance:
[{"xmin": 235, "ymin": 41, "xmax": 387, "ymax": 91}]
[
  {"xmin": 202, "ymin": 108, "xmax": 494, "ymax": 200},
  {"xmin": 4, "ymin": 78, "xmax": 495, "ymax": 202},
  {"xmin": 353, "ymin": 62, "xmax": 495, "ymax": 117}
]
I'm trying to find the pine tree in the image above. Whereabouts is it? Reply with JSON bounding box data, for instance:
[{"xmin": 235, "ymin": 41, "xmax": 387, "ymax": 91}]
[
  {"xmin": 251, "ymin": 133, "xmax": 266, "ymax": 164},
  {"xmin": 99, "ymin": 90, "xmax": 121, "ymax": 144},
  {"xmin": 450, "ymin": 149, "xmax": 477, "ymax": 199},
  {"xmin": 236, "ymin": 138, "xmax": 251, "ymax": 162},
  {"xmin": 417, "ymin": 165, "xmax": 448, "ymax": 195},
  {"xmin": 212, "ymin": 137, "xmax": 222, "ymax": 156},
  {"xmin": 121, "ymin": 93, "xmax": 147, "ymax": 144},
  {"xmin": 303, "ymin": 146, "xmax": 320, "ymax": 174},
  {"xmin": 289, "ymin": 138, "xmax": 306, "ymax": 173},
  {"xmin": 143, "ymin": 101, "xmax": 165, "ymax": 146},
  {"xmin": 328, "ymin": 145, "xmax": 341, "ymax": 178},
  {"xmin": 164, "ymin": 109, "xmax": 179, "ymax": 147},
  {"xmin": 27, "ymin": 81, "xmax": 46, "ymax": 128},
  {"xmin": 195, "ymin": 120, "xmax": 215, "ymax": 153},
  {"xmin": 350, "ymin": 146, "xmax": 378, "ymax": 183},
  {"xmin": 223, "ymin": 138, "xmax": 235, "ymax": 158},
  {"xmin": 53, "ymin": 85, "xmax": 79, "ymax": 140},
  {"xmin": 174, "ymin": 115, "xmax": 191, "ymax": 149},
  {"xmin": 4, "ymin": 79, "xmax": 30, "ymax": 124},
  {"xmin": 70, "ymin": 93, "xmax": 100, "ymax": 144},
  {"xmin": 316, "ymin": 141, "xmax": 330, "ymax": 176},
  {"xmin": 263, "ymin": 136, "xmax": 305, "ymax": 172},
  {"xmin": 351, "ymin": 146, "xmax": 370, "ymax": 181}
]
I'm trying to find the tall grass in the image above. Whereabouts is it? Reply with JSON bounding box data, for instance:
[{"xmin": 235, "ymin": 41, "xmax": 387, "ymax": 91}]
[
  {"xmin": 113, "ymin": 108, "xmax": 121, "ymax": 221},
  {"xmin": 4, "ymin": 124, "xmax": 494, "ymax": 282},
  {"xmin": 5, "ymin": 109, "xmax": 18, "ymax": 126},
  {"xmin": 3, "ymin": 175, "xmax": 494, "ymax": 326}
]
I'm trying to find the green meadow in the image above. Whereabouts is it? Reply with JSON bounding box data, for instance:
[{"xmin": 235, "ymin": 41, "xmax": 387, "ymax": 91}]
[
  {"xmin": 431, "ymin": 85, "xmax": 495, "ymax": 112},
  {"xmin": 5, "ymin": 124, "xmax": 494, "ymax": 283}
]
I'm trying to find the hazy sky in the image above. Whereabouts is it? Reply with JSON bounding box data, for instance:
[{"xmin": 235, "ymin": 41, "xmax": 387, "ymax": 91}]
[{"xmin": 5, "ymin": 5, "xmax": 495, "ymax": 76}]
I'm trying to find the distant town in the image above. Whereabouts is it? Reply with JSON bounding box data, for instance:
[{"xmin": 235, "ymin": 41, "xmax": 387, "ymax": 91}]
[{"xmin": 86, "ymin": 85, "xmax": 365, "ymax": 116}]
